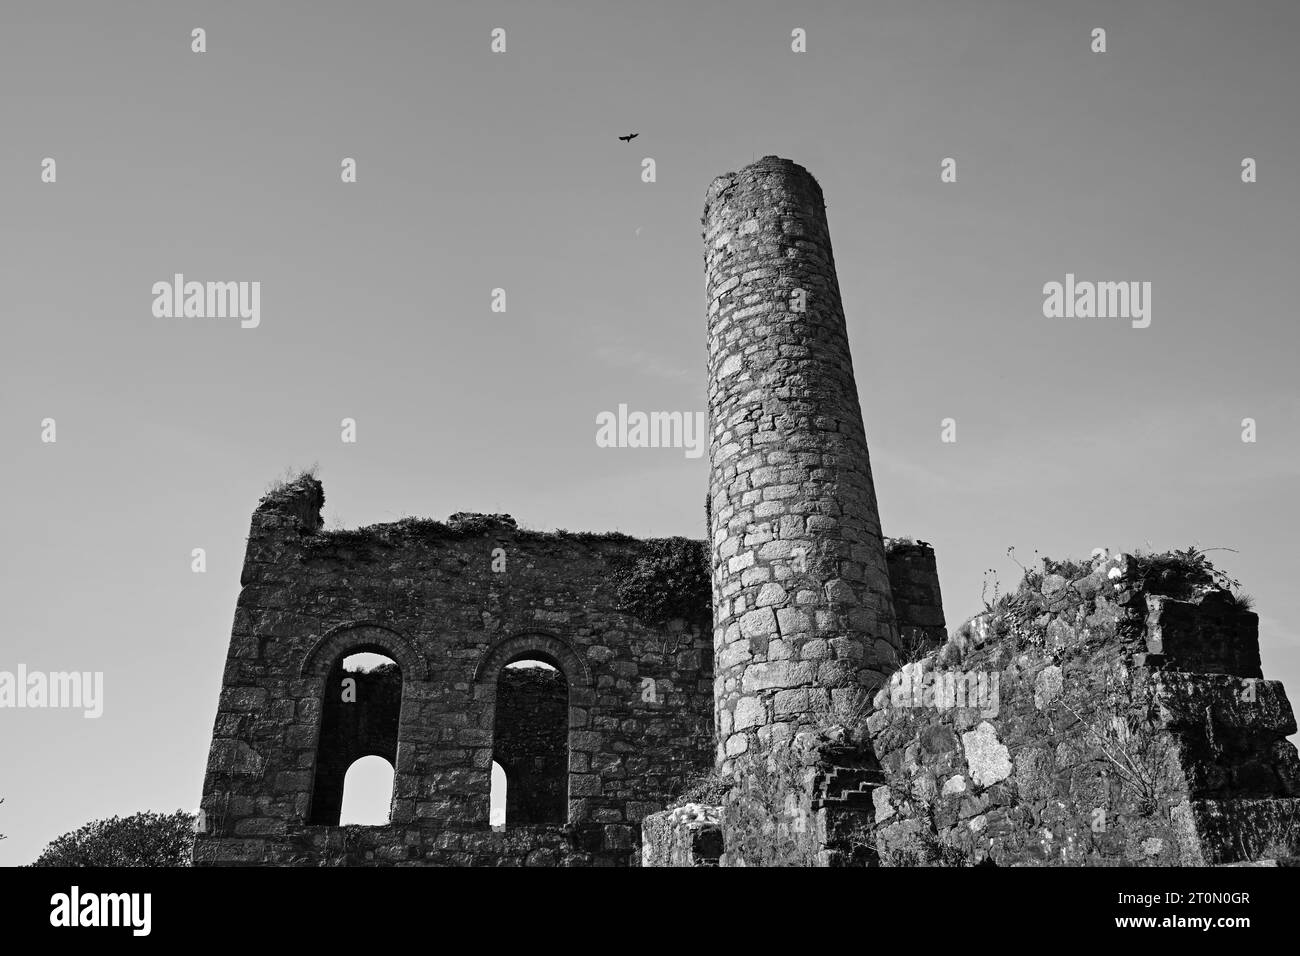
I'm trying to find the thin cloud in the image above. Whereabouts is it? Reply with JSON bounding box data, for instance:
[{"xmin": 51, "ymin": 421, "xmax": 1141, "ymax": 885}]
[{"xmin": 592, "ymin": 343, "xmax": 693, "ymax": 382}]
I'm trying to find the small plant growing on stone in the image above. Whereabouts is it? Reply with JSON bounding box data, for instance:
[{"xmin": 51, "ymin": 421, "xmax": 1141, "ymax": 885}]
[
  {"xmin": 816, "ymin": 688, "xmax": 875, "ymax": 739},
  {"xmin": 1132, "ymin": 546, "xmax": 1241, "ymax": 599},
  {"xmin": 981, "ymin": 568, "xmax": 1000, "ymax": 612},
  {"xmin": 1056, "ymin": 693, "xmax": 1171, "ymax": 817},
  {"xmin": 1235, "ymin": 812, "xmax": 1298, "ymax": 863},
  {"xmin": 1006, "ymin": 546, "xmax": 1044, "ymax": 591},
  {"xmin": 724, "ymin": 744, "xmax": 820, "ymax": 866},
  {"xmin": 1228, "ymin": 591, "xmax": 1255, "ymax": 612},
  {"xmin": 1040, "ymin": 555, "xmax": 1094, "ymax": 582},
  {"xmin": 264, "ymin": 462, "xmax": 319, "ymax": 497},
  {"xmin": 671, "ymin": 768, "xmax": 731, "ymax": 809},
  {"xmin": 855, "ymin": 805, "xmax": 974, "ymax": 867},
  {"xmin": 809, "ymin": 665, "xmax": 884, "ymax": 740},
  {"xmin": 883, "ymin": 627, "xmax": 939, "ymax": 671},
  {"xmin": 898, "ymin": 832, "xmax": 972, "ymax": 867}
]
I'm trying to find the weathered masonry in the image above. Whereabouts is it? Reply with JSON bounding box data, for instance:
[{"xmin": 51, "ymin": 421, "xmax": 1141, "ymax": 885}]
[
  {"xmin": 195, "ymin": 480, "xmax": 715, "ymax": 866},
  {"xmin": 195, "ymin": 482, "xmax": 941, "ymax": 866},
  {"xmin": 199, "ymin": 155, "xmax": 1298, "ymax": 867},
  {"xmin": 705, "ymin": 156, "xmax": 902, "ymax": 774},
  {"xmin": 639, "ymin": 157, "xmax": 1299, "ymax": 868}
]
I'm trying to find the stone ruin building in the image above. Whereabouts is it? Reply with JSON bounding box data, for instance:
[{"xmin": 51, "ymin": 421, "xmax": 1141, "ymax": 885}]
[{"xmin": 196, "ymin": 156, "xmax": 1300, "ymax": 867}]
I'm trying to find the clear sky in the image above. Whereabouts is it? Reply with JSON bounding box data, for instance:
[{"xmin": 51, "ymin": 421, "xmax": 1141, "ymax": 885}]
[{"xmin": 2, "ymin": 0, "xmax": 1297, "ymax": 864}]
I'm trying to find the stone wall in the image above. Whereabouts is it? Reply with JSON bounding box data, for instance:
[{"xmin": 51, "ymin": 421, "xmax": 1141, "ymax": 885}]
[
  {"xmin": 209, "ymin": 156, "xmax": 1300, "ymax": 870},
  {"xmin": 718, "ymin": 730, "xmax": 880, "ymax": 866},
  {"xmin": 641, "ymin": 804, "xmax": 723, "ymax": 867},
  {"xmin": 709, "ymin": 538, "xmax": 947, "ymax": 867},
  {"xmin": 255, "ymin": 822, "xmax": 623, "ymax": 867},
  {"xmin": 885, "ymin": 540, "xmax": 946, "ymax": 654},
  {"xmin": 195, "ymin": 475, "xmax": 714, "ymax": 866},
  {"xmin": 647, "ymin": 552, "xmax": 1299, "ymax": 868},
  {"xmin": 864, "ymin": 554, "xmax": 1300, "ymax": 866},
  {"xmin": 704, "ymin": 156, "xmax": 898, "ymax": 774}
]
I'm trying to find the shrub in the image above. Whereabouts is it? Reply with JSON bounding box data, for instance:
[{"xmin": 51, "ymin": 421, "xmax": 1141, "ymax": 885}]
[
  {"xmin": 31, "ymin": 810, "xmax": 196, "ymax": 867},
  {"xmin": 612, "ymin": 538, "xmax": 711, "ymax": 632},
  {"xmin": 1133, "ymin": 546, "xmax": 1240, "ymax": 599},
  {"xmin": 1041, "ymin": 556, "xmax": 1093, "ymax": 581}
]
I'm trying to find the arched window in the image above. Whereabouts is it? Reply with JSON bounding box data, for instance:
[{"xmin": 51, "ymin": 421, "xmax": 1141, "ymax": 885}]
[
  {"xmin": 308, "ymin": 650, "xmax": 402, "ymax": 825},
  {"xmin": 492, "ymin": 658, "xmax": 568, "ymax": 826},
  {"xmin": 340, "ymin": 755, "xmax": 395, "ymax": 825}
]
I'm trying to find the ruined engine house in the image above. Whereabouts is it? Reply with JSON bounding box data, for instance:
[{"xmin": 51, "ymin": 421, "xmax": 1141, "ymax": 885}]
[{"xmin": 197, "ymin": 157, "xmax": 1298, "ymax": 867}]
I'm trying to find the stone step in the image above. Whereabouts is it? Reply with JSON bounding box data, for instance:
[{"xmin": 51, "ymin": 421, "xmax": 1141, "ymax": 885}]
[{"xmin": 814, "ymin": 765, "xmax": 881, "ymax": 808}]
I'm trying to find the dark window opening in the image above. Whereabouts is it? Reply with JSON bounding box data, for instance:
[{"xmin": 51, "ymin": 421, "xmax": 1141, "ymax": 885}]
[
  {"xmin": 492, "ymin": 658, "xmax": 568, "ymax": 826},
  {"xmin": 308, "ymin": 650, "xmax": 402, "ymax": 826}
]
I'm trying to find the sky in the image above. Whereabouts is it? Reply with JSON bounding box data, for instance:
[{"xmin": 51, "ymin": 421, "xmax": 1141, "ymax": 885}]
[{"xmin": 2, "ymin": 0, "xmax": 1298, "ymax": 864}]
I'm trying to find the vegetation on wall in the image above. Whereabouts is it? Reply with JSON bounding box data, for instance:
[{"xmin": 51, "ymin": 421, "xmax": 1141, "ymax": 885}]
[
  {"xmin": 670, "ymin": 768, "xmax": 731, "ymax": 809},
  {"xmin": 306, "ymin": 512, "xmax": 651, "ymax": 551},
  {"xmin": 611, "ymin": 537, "xmax": 712, "ymax": 632},
  {"xmin": 723, "ymin": 745, "xmax": 820, "ymax": 867},
  {"xmin": 971, "ymin": 545, "xmax": 1253, "ymax": 650},
  {"xmin": 263, "ymin": 464, "xmax": 319, "ymax": 498},
  {"xmin": 1132, "ymin": 546, "xmax": 1246, "ymax": 603}
]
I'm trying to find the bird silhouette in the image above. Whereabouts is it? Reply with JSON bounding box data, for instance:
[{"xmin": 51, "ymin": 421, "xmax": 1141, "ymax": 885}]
[{"xmin": 618, "ymin": 133, "xmax": 639, "ymax": 142}]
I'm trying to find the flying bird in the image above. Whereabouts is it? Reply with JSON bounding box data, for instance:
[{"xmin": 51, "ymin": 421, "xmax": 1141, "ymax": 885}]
[{"xmin": 618, "ymin": 133, "xmax": 639, "ymax": 142}]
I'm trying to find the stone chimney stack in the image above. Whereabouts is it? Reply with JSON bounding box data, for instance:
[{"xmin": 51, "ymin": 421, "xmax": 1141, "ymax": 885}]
[{"xmin": 704, "ymin": 156, "xmax": 898, "ymax": 771}]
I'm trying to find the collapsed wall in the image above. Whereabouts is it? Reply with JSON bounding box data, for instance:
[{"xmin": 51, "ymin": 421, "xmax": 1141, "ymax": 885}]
[
  {"xmin": 643, "ymin": 154, "xmax": 1299, "ymax": 867},
  {"xmin": 645, "ymin": 550, "xmax": 1300, "ymax": 866},
  {"xmin": 885, "ymin": 540, "xmax": 947, "ymax": 653},
  {"xmin": 866, "ymin": 553, "xmax": 1300, "ymax": 866},
  {"xmin": 195, "ymin": 475, "xmax": 714, "ymax": 866}
]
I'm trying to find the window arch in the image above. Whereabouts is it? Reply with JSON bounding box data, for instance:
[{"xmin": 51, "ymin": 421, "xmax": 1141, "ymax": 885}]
[
  {"xmin": 308, "ymin": 649, "xmax": 402, "ymax": 825},
  {"xmin": 472, "ymin": 632, "xmax": 589, "ymax": 687},
  {"xmin": 300, "ymin": 621, "xmax": 427, "ymax": 682}
]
